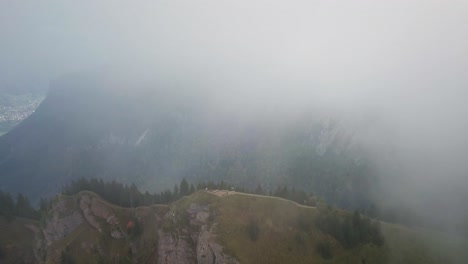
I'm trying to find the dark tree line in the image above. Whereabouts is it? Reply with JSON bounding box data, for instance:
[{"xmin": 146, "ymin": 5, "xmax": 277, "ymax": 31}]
[
  {"xmin": 0, "ymin": 190, "xmax": 39, "ymax": 220},
  {"xmin": 62, "ymin": 178, "xmax": 197, "ymax": 207},
  {"xmin": 63, "ymin": 178, "xmax": 241, "ymax": 208},
  {"xmin": 62, "ymin": 178, "xmax": 318, "ymax": 209},
  {"xmin": 315, "ymin": 208, "xmax": 384, "ymax": 248},
  {"xmin": 271, "ymin": 186, "xmax": 311, "ymax": 205},
  {"xmin": 1, "ymin": 177, "xmax": 317, "ymax": 222},
  {"xmin": 2, "ymin": 177, "xmax": 357, "ymax": 226}
]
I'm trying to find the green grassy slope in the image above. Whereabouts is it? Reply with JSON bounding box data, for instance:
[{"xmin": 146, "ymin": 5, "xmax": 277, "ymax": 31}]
[
  {"xmin": 0, "ymin": 216, "xmax": 38, "ymax": 263},
  {"xmin": 175, "ymin": 191, "xmax": 468, "ymax": 264}
]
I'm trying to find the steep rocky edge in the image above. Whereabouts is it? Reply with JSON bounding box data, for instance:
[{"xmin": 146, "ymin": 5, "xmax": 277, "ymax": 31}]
[{"xmin": 35, "ymin": 191, "xmax": 238, "ymax": 263}]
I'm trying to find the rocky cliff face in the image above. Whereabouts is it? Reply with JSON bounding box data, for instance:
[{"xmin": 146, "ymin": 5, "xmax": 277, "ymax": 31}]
[
  {"xmin": 33, "ymin": 192, "xmax": 238, "ymax": 264},
  {"xmin": 157, "ymin": 203, "xmax": 239, "ymax": 264},
  {"xmin": 43, "ymin": 199, "xmax": 84, "ymax": 245}
]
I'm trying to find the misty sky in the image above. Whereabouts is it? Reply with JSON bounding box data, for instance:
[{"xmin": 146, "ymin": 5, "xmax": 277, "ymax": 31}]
[{"xmin": 2, "ymin": 0, "xmax": 468, "ymax": 201}]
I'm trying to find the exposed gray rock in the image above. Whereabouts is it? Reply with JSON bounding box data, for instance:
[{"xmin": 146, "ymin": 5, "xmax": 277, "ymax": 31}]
[
  {"xmin": 80, "ymin": 194, "xmax": 102, "ymax": 232},
  {"xmin": 187, "ymin": 204, "xmax": 210, "ymax": 215},
  {"xmin": 197, "ymin": 225, "xmax": 239, "ymax": 264},
  {"xmin": 186, "ymin": 203, "xmax": 240, "ymax": 264},
  {"xmin": 38, "ymin": 196, "xmax": 238, "ymax": 264},
  {"xmin": 43, "ymin": 198, "xmax": 83, "ymax": 246},
  {"xmin": 91, "ymin": 198, "xmax": 119, "ymax": 225},
  {"xmin": 111, "ymin": 229, "xmax": 124, "ymax": 239},
  {"xmin": 43, "ymin": 210, "xmax": 84, "ymax": 245},
  {"xmin": 157, "ymin": 231, "xmax": 196, "ymax": 264},
  {"xmin": 187, "ymin": 203, "xmax": 210, "ymax": 226},
  {"xmin": 25, "ymin": 223, "xmax": 46, "ymax": 263},
  {"xmin": 79, "ymin": 194, "xmax": 119, "ymax": 233}
]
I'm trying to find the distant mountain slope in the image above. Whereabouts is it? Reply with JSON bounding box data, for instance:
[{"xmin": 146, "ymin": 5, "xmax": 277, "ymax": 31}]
[
  {"xmin": 0, "ymin": 73, "xmax": 376, "ymax": 210},
  {"xmin": 1, "ymin": 191, "xmax": 467, "ymax": 263}
]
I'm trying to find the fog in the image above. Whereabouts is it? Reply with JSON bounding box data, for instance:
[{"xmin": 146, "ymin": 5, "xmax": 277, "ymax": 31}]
[{"xmin": 2, "ymin": 1, "xmax": 468, "ymax": 229}]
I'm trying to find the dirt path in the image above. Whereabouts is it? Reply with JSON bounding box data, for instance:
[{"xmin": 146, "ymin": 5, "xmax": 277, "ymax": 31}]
[
  {"xmin": 207, "ymin": 190, "xmax": 236, "ymax": 197},
  {"xmin": 205, "ymin": 190, "xmax": 316, "ymax": 209}
]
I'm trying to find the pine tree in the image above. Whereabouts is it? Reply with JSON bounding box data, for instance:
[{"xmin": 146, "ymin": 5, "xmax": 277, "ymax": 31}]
[
  {"xmin": 255, "ymin": 184, "xmax": 263, "ymax": 194},
  {"xmin": 16, "ymin": 193, "xmax": 35, "ymax": 218},
  {"xmin": 129, "ymin": 183, "xmax": 140, "ymax": 207},
  {"xmin": 180, "ymin": 178, "xmax": 189, "ymax": 196},
  {"xmin": 0, "ymin": 191, "xmax": 15, "ymax": 221},
  {"xmin": 173, "ymin": 184, "xmax": 179, "ymax": 199}
]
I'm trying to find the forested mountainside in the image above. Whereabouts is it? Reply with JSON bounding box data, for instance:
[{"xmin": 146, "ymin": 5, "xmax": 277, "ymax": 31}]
[{"xmin": 0, "ymin": 74, "xmax": 377, "ymax": 212}]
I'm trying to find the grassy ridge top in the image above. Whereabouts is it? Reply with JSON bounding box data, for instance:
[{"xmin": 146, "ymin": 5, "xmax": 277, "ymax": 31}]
[{"xmin": 176, "ymin": 191, "xmax": 468, "ymax": 264}]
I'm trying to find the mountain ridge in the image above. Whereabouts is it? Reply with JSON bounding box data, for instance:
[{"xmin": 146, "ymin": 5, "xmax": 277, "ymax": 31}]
[
  {"xmin": 1, "ymin": 190, "xmax": 467, "ymax": 263},
  {"xmin": 0, "ymin": 75, "xmax": 375, "ymax": 212}
]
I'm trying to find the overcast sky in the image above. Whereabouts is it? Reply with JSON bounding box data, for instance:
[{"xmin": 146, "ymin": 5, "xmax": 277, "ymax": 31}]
[
  {"xmin": 2, "ymin": 1, "xmax": 468, "ymax": 203},
  {"xmin": 2, "ymin": 0, "xmax": 467, "ymax": 94}
]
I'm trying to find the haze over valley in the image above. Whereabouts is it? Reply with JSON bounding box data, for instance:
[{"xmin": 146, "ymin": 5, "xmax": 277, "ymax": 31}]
[{"xmin": 1, "ymin": 1, "xmax": 468, "ymax": 263}]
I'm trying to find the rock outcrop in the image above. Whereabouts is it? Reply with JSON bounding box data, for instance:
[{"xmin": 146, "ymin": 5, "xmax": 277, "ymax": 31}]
[
  {"xmin": 155, "ymin": 203, "xmax": 239, "ymax": 264},
  {"xmin": 43, "ymin": 199, "xmax": 84, "ymax": 245},
  {"xmin": 196, "ymin": 225, "xmax": 239, "ymax": 264},
  {"xmin": 188, "ymin": 203, "xmax": 240, "ymax": 264},
  {"xmin": 37, "ymin": 194, "xmax": 239, "ymax": 264},
  {"xmin": 79, "ymin": 194, "xmax": 120, "ymax": 234},
  {"xmin": 79, "ymin": 194, "xmax": 102, "ymax": 232},
  {"xmin": 90, "ymin": 197, "xmax": 119, "ymax": 225},
  {"xmin": 157, "ymin": 231, "xmax": 197, "ymax": 264}
]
